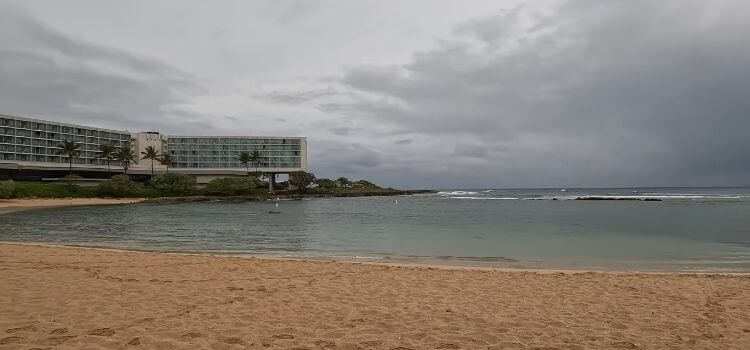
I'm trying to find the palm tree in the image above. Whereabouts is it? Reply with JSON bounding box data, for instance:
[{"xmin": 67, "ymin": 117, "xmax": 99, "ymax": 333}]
[
  {"xmin": 238, "ymin": 151, "xmax": 252, "ymax": 174},
  {"xmin": 249, "ymin": 150, "xmax": 263, "ymax": 173},
  {"xmin": 55, "ymin": 140, "xmax": 81, "ymax": 176},
  {"xmin": 159, "ymin": 153, "xmax": 174, "ymax": 173},
  {"xmin": 115, "ymin": 146, "xmax": 136, "ymax": 175},
  {"xmin": 140, "ymin": 145, "xmax": 160, "ymax": 176},
  {"xmin": 97, "ymin": 144, "xmax": 116, "ymax": 178}
]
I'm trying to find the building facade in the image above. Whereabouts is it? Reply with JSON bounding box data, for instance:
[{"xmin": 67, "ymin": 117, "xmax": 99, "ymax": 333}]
[
  {"xmin": 131, "ymin": 131, "xmax": 168, "ymax": 172},
  {"xmin": 166, "ymin": 136, "xmax": 306, "ymax": 171},
  {"xmin": 0, "ymin": 114, "xmax": 308, "ymax": 181},
  {"xmin": 0, "ymin": 114, "xmax": 131, "ymax": 171}
]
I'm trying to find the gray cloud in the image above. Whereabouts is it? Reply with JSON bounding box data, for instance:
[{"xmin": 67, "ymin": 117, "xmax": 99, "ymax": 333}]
[
  {"xmin": 328, "ymin": 127, "xmax": 356, "ymax": 136},
  {"xmin": 3, "ymin": 1, "xmax": 750, "ymax": 188},
  {"xmin": 453, "ymin": 144, "xmax": 488, "ymax": 159},
  {"xmin": 325, "ymin": 0, "xmax": 750, "ymax": 187},
  {"xmin": 0, "ymin": 4, "xmax": 210, "ymax": 134},
  {"xmin": 311, "ymin": 141, "xmax": 383, "ymax": 172},
  {"xmin": 261, "ymin": 88, "xmax": 344, "ymax": 105}
]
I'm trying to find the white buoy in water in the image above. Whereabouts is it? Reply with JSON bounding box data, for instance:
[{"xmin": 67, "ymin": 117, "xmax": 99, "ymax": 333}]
[
  {"xmin": 269, "ymin": 201, "xmax": 281, "ymax": 214},
  {"xmin": 395, "ymin": 199, "xmax": 398, "ymax": 204}
]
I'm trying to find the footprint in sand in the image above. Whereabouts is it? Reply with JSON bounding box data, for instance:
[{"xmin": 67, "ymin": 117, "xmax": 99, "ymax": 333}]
[
  {"xmin": 359, "ymin": 339, "xmax": 383, "ymax": 347},
  {"xmin": 127, "ymin": 337, "xmax": 141, "ymax": 346},
  {"xmin": 180, "ymin": 332, "xmax": 205, "ymax": 339},
  {"xmin": 220, "ymin": 337, "xmax": 246, "ymax": 345},
  {"xmin": 314, "ymin": 340, "xmax": 336, "ymax": 348},
  {"xmin": 436, "ymin": 343, "xmax": 460, "ymax": 349},
  {"xmin": 272, "ymin": 333, "xmax": 294, "ymax": 339},
  {"xmin": 40, "ymin": 335, "xmax": 77, "ymax": 346},
  {"xmin": 50, "ymin": 328, "xmax": 69, "ymax": 335},
  {"xmin": 0, "ymin": 336, "xmax": 24, "ymax": 344},
  {"xmin": 6, "ymin": 325, "xmax": 38, "ymax": 333},
  {"xmin": 88, "ymin": 328, "xmax": 116, "ymax": 336}
]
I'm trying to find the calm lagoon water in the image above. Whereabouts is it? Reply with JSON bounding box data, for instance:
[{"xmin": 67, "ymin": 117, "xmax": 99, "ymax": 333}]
[{"xmin": 1, "ymin": 187, "xmax": 750, "ymax": 272}]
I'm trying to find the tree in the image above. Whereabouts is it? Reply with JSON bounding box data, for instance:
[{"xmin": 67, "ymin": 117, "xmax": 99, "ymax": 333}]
[
  {"xmin": 336, "ymin": 177, "xmax": 351, "ymax": 188},
  {"xmin": 315, "ymin": 178, "xmax": 338, "ymax": 189},
  {"xmin": 115, "ymin": 147, "xmax": 137, "ymax": 175},
  {"xmin": 353, "ymin": 179, "xmax": 381, "ymax": 189},
  {"xmin": 203, "ymin": 177, "xmax": 257, "ymax": 196},
  {"xmin": 249, "ymin": 150, "xmax": 263, "ymax": 172},
  {"xmin": 96, "ymin": 175, "xmax": 137, "ymax": 198},
  {"xmin": 149, "ymin": 173, "xmax": 197, "ymax": 196},
  {"xmin": 289, "ymin": 171, "xmax": 315, "ymax": 192},
  {"xmin": 140, "ymin": 145, "xmax": 160, "ymax": 176},
  {"xmin": 97, "ymin": 143, "xmax": 116, "ymax": 178},
  {"xmin": 55, "ymin": 140, "xmax": 81, "ymax": 176},
  {"xmin": 159, "ymin": 153, "xmax": 174, "ymax": 173},
  {"xmin": 238, "ymin": 151, "xmax": 252, "ymax": 174}
]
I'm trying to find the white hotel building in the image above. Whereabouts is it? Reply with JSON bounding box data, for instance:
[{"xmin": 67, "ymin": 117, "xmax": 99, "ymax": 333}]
[{"xmin": 0, "ymin": 114, "xmax": 308, "ymax": 183}]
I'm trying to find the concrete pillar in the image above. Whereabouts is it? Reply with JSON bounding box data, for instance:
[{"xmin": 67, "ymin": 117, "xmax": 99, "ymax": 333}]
[{"xmin": 268, "ymin": 173, "xmax": 276, "ymax": 193}]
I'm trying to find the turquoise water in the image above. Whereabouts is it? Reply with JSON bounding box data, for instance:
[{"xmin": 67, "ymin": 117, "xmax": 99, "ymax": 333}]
[{"xmin": 1, "ymin": 188, "xmax": 750, "ymax": 271}]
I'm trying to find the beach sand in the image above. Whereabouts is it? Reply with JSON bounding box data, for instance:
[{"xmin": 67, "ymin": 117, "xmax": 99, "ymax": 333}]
[
  {"xmin": 1, "ymin": 244, "xmax": 749, "ymax": 349},
  {"xmin": 0, "ymin": 198, "xmax": 143, "ymax": 213}
]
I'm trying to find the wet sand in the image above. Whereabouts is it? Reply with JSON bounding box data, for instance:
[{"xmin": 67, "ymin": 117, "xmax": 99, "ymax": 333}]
[
  {"xmin": 1, "ymin": 243, "xmax": 749, "ymax": 349},
  {"xmin": 0, "ymin": 198, "xmax": 143, "ymax": 213}
]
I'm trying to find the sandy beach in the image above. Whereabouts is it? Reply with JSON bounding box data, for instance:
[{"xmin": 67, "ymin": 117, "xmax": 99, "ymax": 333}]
[
  {"xmin": 0, "ymin": 198, "xmax": 144, "ymax": 213},
  {"xmin": 0, "ymin": 244, "xmax": 748, "ymax": 349}
]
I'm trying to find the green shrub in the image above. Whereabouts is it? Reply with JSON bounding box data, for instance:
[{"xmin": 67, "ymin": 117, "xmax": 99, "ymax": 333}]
[
  {"xmin": 11, "ymin": 183, "xmax": 96, "ymax": 198},
  {"xmin": 96, "ymin": 175, "xmax": 137, "ymax": 198},
  {"xmin": 352, "ymin": 179, "xmax": 381, "ymax": 190},
  {"xmin": 0, "ymin": 181, "xmax": 15, "ymax": 199},
  {"xmin": 149, "ymin": 173, "xmax": 197, "ymax": 195},
  {"xmin": 132, "ymin": 187, "xmax": 165, "ymax": 198},
  {"xmin": 203, "ymin": 177, "xmax": 257, "ymax": 196}
]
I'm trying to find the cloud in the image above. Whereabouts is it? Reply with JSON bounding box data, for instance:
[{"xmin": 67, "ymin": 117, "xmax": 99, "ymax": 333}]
[
  {"xmin": 322, "ymin": 0, "xmax": 750, "ymax": 187},
  {"xmin": 260, "ymin": 88, "xmax": 344, "ymax": 105},
  {"xmin": 310, "ymin": 141, "xmax": 383, "ymax": 172},
  {"xmin": 328, "ymin": 126, "xmax": 355, "ymax": 136},
  {"xmin": 3, "ymin": 1, "xmax": 750, "ymax": 188},
  {"xmin": 453, "ymin": 144, "xmax": 488, "ymax": 159},
  {"xmin": 0, "ymin": 4, "xmax": 210, "ymax": 134}
]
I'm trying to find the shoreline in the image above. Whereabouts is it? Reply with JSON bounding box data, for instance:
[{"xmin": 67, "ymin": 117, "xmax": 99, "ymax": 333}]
[
  {"xmin": 2, "ymin": 242, "xmax": 749, "ymax": 349},
  {"xmin": 0, "ymin": 190, "xmax": 434, "ymax": 213},
  {"xmin": 0, "ymin": 198, "xmax": 144, "ymax": 214},
  {"xmin": 0, "ymin": 190, "xmax": 434, "ymax": 212},
  {"xmin": 139, "ymin": 189, "xmax": 436, "ymax": 204},
  {"xmin": 3, "ymin": 241, "xmax": 748, "ymax": 276}
]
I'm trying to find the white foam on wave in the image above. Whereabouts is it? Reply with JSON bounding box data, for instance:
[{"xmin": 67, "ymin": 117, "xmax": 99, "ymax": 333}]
[
  {"xmin": 582, "ymin": 195, "xmax": 743, "ymax": 200},
  {"xmin": 449, "ymin": 196, "xmax": 520, "ymax": 200},
  {"xmin": 438, "ymin": 191, "xmax": 479, "ymax": 195}
]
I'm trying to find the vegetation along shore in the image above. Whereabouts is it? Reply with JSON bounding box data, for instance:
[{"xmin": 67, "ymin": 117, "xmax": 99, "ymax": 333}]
[{"xmin": 0, "ymin": 172, "xmax": 432, "ymax": 202}]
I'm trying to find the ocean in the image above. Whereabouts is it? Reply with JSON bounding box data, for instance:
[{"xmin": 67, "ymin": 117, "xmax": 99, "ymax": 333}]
[{"xmin": 1, "ymin": 187, "xmax": 749, "ymax": 272}]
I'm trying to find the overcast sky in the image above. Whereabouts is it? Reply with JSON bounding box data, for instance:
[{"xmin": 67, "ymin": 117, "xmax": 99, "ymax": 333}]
[{"xmin": 1, "ymin": 0, "xmax": 749, "ymax": 188}]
